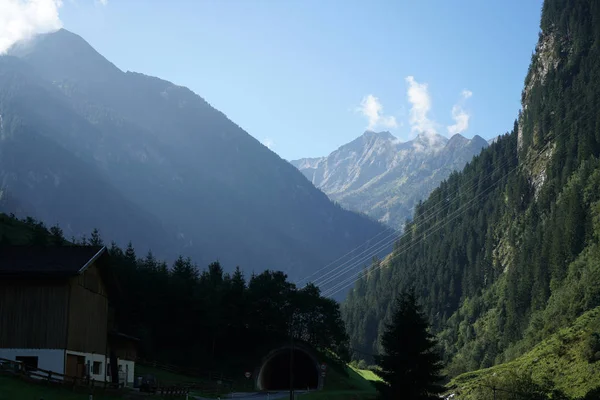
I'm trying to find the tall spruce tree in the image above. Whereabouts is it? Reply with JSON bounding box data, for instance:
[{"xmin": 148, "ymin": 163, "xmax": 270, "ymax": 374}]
[
  {"xmin": 49, "ymin": 224, "xmax": 65, "ymax": 246},
  {"xmin": 375, "ymin": 290, "xmax": 445, "ymax": 399}
]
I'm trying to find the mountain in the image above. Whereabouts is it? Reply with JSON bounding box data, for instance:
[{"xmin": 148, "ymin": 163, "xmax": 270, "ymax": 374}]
[
  {"xmin": 0, "ymin": 29, "xmax": 388, "ymax": 281},
  {"xmin": 342, "ymin": 0, "xmax": 600, "ymax": 395},
  {"xmin": 291, "ymin": 130, "xmax": 488, "ymax": 229}
]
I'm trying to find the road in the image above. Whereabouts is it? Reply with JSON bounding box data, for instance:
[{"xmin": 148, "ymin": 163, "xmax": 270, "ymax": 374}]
[{"xmin": 193, "ymin": 391, "xmax": 309, "ymax": 400}]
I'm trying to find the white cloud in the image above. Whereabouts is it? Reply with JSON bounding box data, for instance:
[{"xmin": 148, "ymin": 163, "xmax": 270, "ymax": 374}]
[
  {"xmin": 0, "ymin": 0, "xmax": 63, "ymax": 54},
  {"xmin": 405, "ymin": 76, "xmax": 438, "ymax": 136},
  {"xmin": 356, "ymin": 94, "xmax": 397, "ymax": 131},
  {"xmin": 95, "ymin": 0, "xmax": 107, "ymax": 5},
  {"xmin": 447, "ymin": 89, "xmax": 473, "ymax": 136},
  {"xmin": 262, "ymin": 138, "xmax": 275, "ymax": 150}
]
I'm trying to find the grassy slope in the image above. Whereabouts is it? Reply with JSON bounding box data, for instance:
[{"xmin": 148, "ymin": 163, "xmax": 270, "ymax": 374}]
[
  {"xmin": 0, "ymin": 375, "xmax": 121, "ymax": 400},
  {"xmin": 0, "ymin": 213, "xmax": 34, "ymax": 244},
  {"xmin": 135, "ymin": 365, "xmax": 231, "ymax": 398},
  {"xmin": 298, "ymin": 365, "xmax": 380, "ymax": 400},
  {"xmin": 135, "ymin": 364, "xmax": 207, "ymax": 385},
  {"xmin": 449, "ymin": 307, "xmax": 600, "ymax": 399}
]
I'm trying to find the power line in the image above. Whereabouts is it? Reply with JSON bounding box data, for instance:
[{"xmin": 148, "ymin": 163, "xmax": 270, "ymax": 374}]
[
  {"xmin": 305, "ymin": 131, "xmax": 529, "ymax": 291},
  {"xmin": 298, "ymin": 141, "xmax": 510, "ymax": 290},
  {"xmin": 295, "ymin": 226, "xmax": 396, "ymax": 286},
  {"xmin": 296, "ymin": 91, "xmax": 590, "ymax": 296},
  {"xmin": 295, "ymin": 139, "xmax": 509, "ymax": 288},
  {"xmin": 323, "ymin": 105, "xmax": 593, "ymax": 298},
  {"xmin": 322, "ymin": 135, "xmax": 554, "ymax": 298},
  {"xmin": 313, "ymin": 135, "xmax": 519, "ymax": 293}
]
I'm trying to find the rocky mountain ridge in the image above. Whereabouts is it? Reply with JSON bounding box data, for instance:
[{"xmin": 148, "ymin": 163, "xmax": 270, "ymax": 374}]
[{"xmin": 292, "ymin": 130, "xmax": 488, "ymax": 228}]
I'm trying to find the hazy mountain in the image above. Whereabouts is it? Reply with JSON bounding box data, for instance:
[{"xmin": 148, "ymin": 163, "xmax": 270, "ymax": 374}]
[
  {"xmin": 291, "ymin": 130, "xmax": 488, "ymax": 229},
  {"xmin": 0, "ymin": 29, "xmax": 388, "ymax": 281}
]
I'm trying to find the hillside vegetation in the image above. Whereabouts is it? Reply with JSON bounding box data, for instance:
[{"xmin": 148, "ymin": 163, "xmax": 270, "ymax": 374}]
[
  {"xmin": 450, "ymin": 306, "xmax": 600, "ymax": 399},
  {"xmin": 343, "ymin": 0, "xmax": 600, "ymax": 395}
]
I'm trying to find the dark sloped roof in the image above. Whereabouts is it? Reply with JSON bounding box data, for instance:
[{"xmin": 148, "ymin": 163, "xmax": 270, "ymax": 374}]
[
  {"xmin": 109, "ymin": 331, "xmax": 141, "ymax": 342},
  {"xmin": 0, "ymin": 245, "xmax": 106, "ymax": 277}
]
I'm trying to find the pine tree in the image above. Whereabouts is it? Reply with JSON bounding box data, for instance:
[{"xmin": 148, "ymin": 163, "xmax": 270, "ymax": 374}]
[
  {"xmin": 89, "ymin": 228, "xmax": 104, "ymax": 247},
  {"xmin": 124, "ymin": 242, "xmax": 137, "ymax": 266},
  {"xmin": 374, "ymin": 290, "xmax": 445, "ymax": 400},
  {"xmin": 49, "ymin": 224, "xmax": 65, "ymax": 246}
]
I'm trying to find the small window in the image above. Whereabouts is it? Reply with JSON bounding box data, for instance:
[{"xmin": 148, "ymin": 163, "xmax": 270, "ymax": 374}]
[
  {"xmin": 92, "ymin": 361, "xmax": 102, "ymax": 375},
  {"xmin": 15, "ymin": 356, "xmax": 38, "ymax": 371}
]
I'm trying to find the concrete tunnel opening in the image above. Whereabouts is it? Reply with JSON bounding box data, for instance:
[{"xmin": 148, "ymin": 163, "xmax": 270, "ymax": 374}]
[{"xmin": 257, "ymin": 348, "xmax": 320, "ymax": 391}]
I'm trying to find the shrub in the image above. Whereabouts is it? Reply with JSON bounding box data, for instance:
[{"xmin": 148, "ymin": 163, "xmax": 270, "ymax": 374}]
[{"xmin": 583, "ymin": 333, "xmax": 600, "ymax": 362}]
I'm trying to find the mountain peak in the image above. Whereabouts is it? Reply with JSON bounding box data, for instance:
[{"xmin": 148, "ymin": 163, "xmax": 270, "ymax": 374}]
[
  {"xmin": 413, "ymin": 131, "xmax": 447, "ymax": 150},
  {"xmin": 361, "ymin": 130, "xmax": 396, "ymax": 141},
  {"xmin": 448, "ymin": 133, "xmax": 467, "ymax": 141},
  {"xmin": 446, "ymin": 133, "xmax": 468, "ymax": 147},
  {"xmin": 8, "ymin": 28, "xmax": 122, "ymax": 83}
]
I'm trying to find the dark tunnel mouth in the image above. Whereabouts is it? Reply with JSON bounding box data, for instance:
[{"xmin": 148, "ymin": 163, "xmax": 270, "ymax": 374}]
[{"xmin": 258, "ymin": 348, "xmax": 320, "ymax": 391}]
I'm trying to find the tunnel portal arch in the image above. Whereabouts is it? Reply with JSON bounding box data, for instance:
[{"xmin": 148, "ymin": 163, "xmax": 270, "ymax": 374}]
[{"xmin": 255, "ymin": 342, "xmax": 323, "ymax": 391}]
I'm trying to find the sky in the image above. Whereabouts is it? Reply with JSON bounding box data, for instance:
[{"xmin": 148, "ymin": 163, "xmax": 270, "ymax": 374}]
[{"xmin": 0, "ymin": 0, "xmax": 544, "ymax": 160}]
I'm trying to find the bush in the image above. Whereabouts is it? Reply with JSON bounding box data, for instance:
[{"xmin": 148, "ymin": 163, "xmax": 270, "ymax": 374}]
[{"xmin": 583, "ymin": 333, "xmax": 600, "ymax": 362}]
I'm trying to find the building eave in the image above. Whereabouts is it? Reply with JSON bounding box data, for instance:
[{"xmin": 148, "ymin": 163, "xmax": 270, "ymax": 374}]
[{"xmin": 77, "ymin": 246, "xmax": 107, "ymax": 275}]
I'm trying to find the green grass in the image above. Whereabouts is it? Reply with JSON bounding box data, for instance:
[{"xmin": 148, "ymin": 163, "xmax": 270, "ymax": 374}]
[
  {"xmin": 0, "ymin": 213, "xmax": 34, "ymax": 244},
  {"xmin": 135, "ymin": 364, "xmax": 232, "ymax": 398},
  {"xmin": 0, "ymin": 375, "xmax": 122, "ymax": 400},
  {"xmin": 449, "ymin": 306, "xmax": 600, "ymax": 399},
  {"xmin": 351, "ymin": 367, "xmax": 382, "ymax": 384},
  {"xmin": 135, "ymin": 364, "xmax": 207, "ymax": 385},
  {"xmin": 298, "ymin": 365, "xmax": 379, "ymax": 400}
]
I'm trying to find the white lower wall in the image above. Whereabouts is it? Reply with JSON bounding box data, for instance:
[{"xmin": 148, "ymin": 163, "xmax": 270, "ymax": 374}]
[
  {"xmin": 106, "ymin": 359, "xmax": 135, "ymax": 386},
  {"xmin": 0, "ymin": 348, "xmax": 65, "ymax": 376},
  {"xmin": 66, "ymin": 350, "xmax": 107, "ymax": 382},
  {"xmin": 118, "ymin": 359, "xmax": 135, "ymax": 385},
  {"xmin": 0, "ymin": 349, "xmax": 135, "ymax": 385}
]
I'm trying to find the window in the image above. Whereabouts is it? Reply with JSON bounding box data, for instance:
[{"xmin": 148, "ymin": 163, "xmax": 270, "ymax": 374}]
[
  {"xmin": 15, "ymin": 356, "xmax": 38, "ymax": 371},
  {"xmin": 92, "ymin": 361, "xmax": 102, "ymax": 375}
]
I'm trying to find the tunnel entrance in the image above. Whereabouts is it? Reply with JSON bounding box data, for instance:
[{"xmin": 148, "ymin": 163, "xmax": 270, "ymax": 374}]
[{"xmin": 258, "ymin": 348, "xmax": 319, "ymax": 391}]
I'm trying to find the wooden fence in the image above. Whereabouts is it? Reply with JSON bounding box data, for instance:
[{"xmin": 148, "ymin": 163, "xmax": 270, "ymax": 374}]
[
  {"xmin": 0, "ymin": 357, "xmax": 237, "ymax": 398},
  {"xmin": 156, "ymin": 385, "xmax": 190, "ymax": 396},
  {"xmin": 0, "ymin": 357, "xmax": 124, "ymax": 392}
]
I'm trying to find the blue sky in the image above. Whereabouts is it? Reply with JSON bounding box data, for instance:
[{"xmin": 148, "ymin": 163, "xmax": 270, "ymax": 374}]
[{"xmin": 4, "ymin": 0, "xmax": 544, "ymax": 160}]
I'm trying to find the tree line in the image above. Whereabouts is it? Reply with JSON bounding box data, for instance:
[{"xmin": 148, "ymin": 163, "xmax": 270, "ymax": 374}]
[{"xmin": 0, "ymin": 215, "xmax": 350, "ymax": 375}]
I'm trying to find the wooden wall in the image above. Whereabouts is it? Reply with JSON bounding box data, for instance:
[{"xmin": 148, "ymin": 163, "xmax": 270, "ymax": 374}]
[
  {"xmin": 67, "ymin": 262, "xmax": 109, "ymax": 354},
  {"xmin": 109, "ymin": 337, "xmax": 137, "ymax": 361},
  {"xmin": 0, "ymin": 279, "xmax": 69, "ymax": 349}
]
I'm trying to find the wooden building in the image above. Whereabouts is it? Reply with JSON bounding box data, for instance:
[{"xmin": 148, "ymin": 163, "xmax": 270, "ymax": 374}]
[{"xmin": 0, "ymin": 246, "xmax": 137, "ymax": 384}]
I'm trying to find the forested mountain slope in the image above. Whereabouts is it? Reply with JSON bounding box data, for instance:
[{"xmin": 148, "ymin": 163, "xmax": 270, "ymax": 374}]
[
  {"xmin": 292, "ymin": 131, "xmax": 488, "ymax": 229},
  {"xmin": 343, "ymin": 0, "xmax": 600, "ymax": 390},
  {"xmin": 0, "ymin": 29, "xmax": 387, "ymax": 280}
]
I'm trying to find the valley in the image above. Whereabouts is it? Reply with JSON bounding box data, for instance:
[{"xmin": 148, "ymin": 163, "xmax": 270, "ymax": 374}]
[{"xmin": 1, "ymin": 0, "xmax": 600, "ymax": 398}]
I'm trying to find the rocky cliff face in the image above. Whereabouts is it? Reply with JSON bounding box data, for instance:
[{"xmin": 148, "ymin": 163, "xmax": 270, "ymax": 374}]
[{"xmin": 292, "ymin": 131, "xmax": 488, "ymax": 229}]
